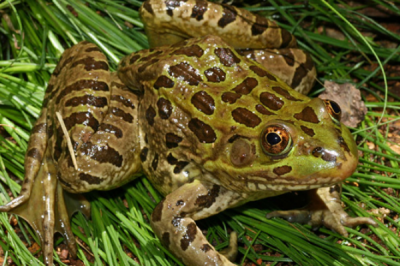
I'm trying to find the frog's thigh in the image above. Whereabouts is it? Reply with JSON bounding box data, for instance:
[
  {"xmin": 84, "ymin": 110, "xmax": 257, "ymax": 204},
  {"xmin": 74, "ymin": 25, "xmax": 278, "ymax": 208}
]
[
  {"xmin": 267, "ymin": 186, "xmax": 377, "ymax": 236},
  {"xmin": 151, "ymin": 180, "xmax": 242, "ymax": 266}
]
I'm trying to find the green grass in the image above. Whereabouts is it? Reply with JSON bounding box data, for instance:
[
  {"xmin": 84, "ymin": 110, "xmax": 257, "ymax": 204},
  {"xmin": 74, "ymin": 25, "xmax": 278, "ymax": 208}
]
[{"xmin": 0, "ymin": 0, "xmax": 399, "ymax": 265}]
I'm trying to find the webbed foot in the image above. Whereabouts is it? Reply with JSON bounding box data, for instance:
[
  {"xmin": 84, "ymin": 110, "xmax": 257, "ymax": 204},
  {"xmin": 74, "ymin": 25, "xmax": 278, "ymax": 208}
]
[
  {"xmin": 0, "ymin": 155, "xmax": 90, "ymax": 265},
  {"xmin": 266, "ymin": 186, "xmax": 377, "ymax": 237}
]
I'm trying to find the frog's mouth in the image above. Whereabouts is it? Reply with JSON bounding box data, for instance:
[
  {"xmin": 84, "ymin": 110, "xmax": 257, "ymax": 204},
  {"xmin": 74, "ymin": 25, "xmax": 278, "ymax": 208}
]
[{"xmin": 243, "ymin": 175, "xmax": 344, "ymax": 192}]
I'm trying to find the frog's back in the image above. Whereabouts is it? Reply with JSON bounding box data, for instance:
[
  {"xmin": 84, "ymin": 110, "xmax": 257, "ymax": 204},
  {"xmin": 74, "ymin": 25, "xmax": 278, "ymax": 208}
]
[{"xmin": 118, "ymin": 35, "xmax": 315, "ymax": 195}]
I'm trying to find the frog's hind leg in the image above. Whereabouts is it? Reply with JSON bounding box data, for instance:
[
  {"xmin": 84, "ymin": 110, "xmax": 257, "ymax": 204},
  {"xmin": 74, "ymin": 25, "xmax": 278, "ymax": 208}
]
[
  {"xmin": 151, "ymin": 180, "xmax": 244, "ymax": 266},
  {"xmin": 140, "ymin": 0, "xmax": 297, "ymax": 49},
  {"xmin": 0, "ymin": 111, "xmax": 48, "ymax": 211},
  {"xmin": 2, "ymin": 146, "xmax": 90, "ymax": 265}
]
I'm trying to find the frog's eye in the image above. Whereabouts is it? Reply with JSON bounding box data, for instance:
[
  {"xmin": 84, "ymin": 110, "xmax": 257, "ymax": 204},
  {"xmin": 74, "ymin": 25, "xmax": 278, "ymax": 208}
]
[
  {"xmin": 323, "ymin": 100, "xmax": 341, "ymax": 122},
  {"xmin": 261, "ymin": 125, "xmax": 292, "ymax": 156}
]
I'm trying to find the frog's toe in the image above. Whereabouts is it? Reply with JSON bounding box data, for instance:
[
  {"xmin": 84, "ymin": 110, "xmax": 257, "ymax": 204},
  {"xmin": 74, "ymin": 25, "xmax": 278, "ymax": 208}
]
[
  {"xmin": 219, "ymin": 231, "xmax": 238, "ymax": 262},
  {"xmin": 339, "ymin": 214, "xmax": 378, "ymax": 228}
]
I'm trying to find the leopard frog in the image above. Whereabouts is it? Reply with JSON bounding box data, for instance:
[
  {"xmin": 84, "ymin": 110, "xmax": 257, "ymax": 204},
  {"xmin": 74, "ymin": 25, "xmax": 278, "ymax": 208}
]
[{"xmin": 0, "ymin": 0, "xmax": 377, "ymax": 265}]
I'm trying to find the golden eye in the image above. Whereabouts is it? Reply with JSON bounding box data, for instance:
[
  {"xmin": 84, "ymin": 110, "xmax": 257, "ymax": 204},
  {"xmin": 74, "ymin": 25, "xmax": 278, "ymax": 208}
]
[
  {"xmin": 323, "ymin": 100, "xmax": 341, "ymax": 122},
  {"xmin": 261, "ymin": 125, "xmax": 292, "ymax": 156}
]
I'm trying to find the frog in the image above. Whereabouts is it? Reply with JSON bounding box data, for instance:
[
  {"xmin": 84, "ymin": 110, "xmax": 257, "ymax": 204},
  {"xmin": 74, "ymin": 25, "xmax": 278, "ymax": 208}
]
[{"xmin": 0, "ymin": 0, "xmax": 377, "ymax": 265}]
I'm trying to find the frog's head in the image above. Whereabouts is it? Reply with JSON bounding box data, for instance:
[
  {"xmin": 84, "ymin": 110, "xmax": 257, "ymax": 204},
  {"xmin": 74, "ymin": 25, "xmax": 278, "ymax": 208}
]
[{"xmin": 209, "ymin": 96, "xmax": 358, "ymax": 193}]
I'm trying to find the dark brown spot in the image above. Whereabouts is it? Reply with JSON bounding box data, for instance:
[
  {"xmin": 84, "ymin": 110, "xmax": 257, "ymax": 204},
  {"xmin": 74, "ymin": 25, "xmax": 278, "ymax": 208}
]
[
  {"xmin": 338, "ymin": 136, "xmax": 350, "ymax": 152},
  {"xmin": 138, "ymin": 58, "xmax": 159, "ymax": 73},
  {"xmin": 32, "ymin": 123, "xmax": 47, "ymax": 134},
  {"xmin": 99, "ymin": 124, "xmax": 123, "ymax": 138},
  {"xmin": 129, "ymin": 54, "xmax": 141, "ymax": 65},
  {"xmin": 181, "ymin": 222, "xmax": 197, "ymax": 251},
  {"xmin": 111, "ymin": 107, "xmax": 134, "ymax": 123},
  {"xmin": 176, "ymin": 200, "xmax": 184, "ymax": 206},
  {"xmin": 273, "ymin": 166, "xmax": 292, "ymax": 175},
  {"xmin": 154, "ymin": 75, "xmax": 175, "ymax": 90},
  {"xmin": 215, "ymin": 48, "xmax": 240, "ymax": 66},
  {"xmin": 260, "ymin": 92, "xmax": 284, "ymax": 111},
  {"xmin": 81, "ymin": 143, "xmax": 123, "ymax": 167},
  {"xmin": 168, "ymin": 62, "xmax": 202, "ymax": 86},
  {"xmin": 152, "ymin": 199, "xmax": 164, "ymax": 222},
  {"xmin": 204, "ymin": 67, "xmax": 226, "ymax": 83},
  {"xmin": 65, "ymin": 95, "xmax": 107, "ymax": 107},
  {"xmin": 166, "ymin": 133, "xmax": 183, "ymax": 148},
  {"xmin": 255, "ymin": 104, "xmax": 274, "ymax": 115},
  {"xmin": 232, "ymin": 108, "xmax": 261, "ymax": 128},
  {"xmin": 63, "ymin": 112, "xmax": 99, "ymax": 131},
  {"xmin": 294, "ymin": 106, "xmax": 320, "ymax": 123},
  {"xmin": 291, "ymin": 64, "xmax": 308, "ymax": 90},
  {"xmin": 165, "ymin": 0, "xmax": 186, "ymax": 16},
  {"xmin": 191, "ymin": 91, "xmax": 215, "ymax": 115},
  {"xmin": 142, "ymin": 0, "xmax": 154, "ymax": 14},
  {"xmin": 301, "ymin": 126, "xmax": 315, "ymax": 137},
  {"xmin": 195, "ymin": 185, "xmax": 220, "ymax": 208},
  {"xmin": 27, "ymin": 148, "xmax": 41, "ymax": 160},
  {"xmin": 79, "ymin": 173, "xmax": 102, "ymax": 184},
  {"xmin": 167, "ymin": 153, "xmax": 178, "ymax": 165},
  {"xmin": 85, "ymin": 46, "xmax": 101, "ymax": 53},
  {"xmin": 140, "ymin": 147, "xmax": 149, "ymax": 162},
  {"xmin": 249, "ymin": 65, "xmax": 277, "ymax": 81},
  {"xmin": 140, "ymin": 51, "xmax": 163, "ymax": 62},
  {"xmin": 312, "ymin": 147, "xmax": 337, "ymax": 162},
  {"xmin": 146, "ymin": 106, "xmax": 156, "ymax": 126},
  {"xmin": 174, "ymin": 161, "xmax": 189, "ymax": 174},
  {"xmin": 280, "ymin": 49, "xmax": 295, "ymax": 66},
  {"xmin": 161, "ymin": 232, "xmax": 170, "ymax": 247},
  {"xmin": 221, "ymin": 92, "xmax": 241, "ymax": 104},
  {"xmin": 251, "ymin": 15, "xmax": 269, "ymax": 36},
  {"xmin": 152, "ymin": 153, "xmax": 159, "ymax": 170},
  {"xmin": 280, "ymin": 29, "xmax": 295, "ymax": 48},
  {"xmin": 173, "ymin": 45, "xmax": 204, "ymax": 57},
  {"xmin": 110, "ymin": 95, "xmax": 135, "ymax": 109},
  {"xmin": 157, "ymin": 98, "xmax": 173, "ymax": 119},
  {"xmin": 71, "ymin": 56, "xmax": 108, "ymax": 71},
  {"xmin": 189, "ymin": 118, "xmax": 217, "ymax": 143},
  {"xmin": 272, "ymin": 87, "xmax": 301, "ymax": 101},
  {"xmin": 56, "ymin": 80, "xmax": 109, "ymax": 104},
  {"xmin": 233, "ymin": 78, "xmax": 258, "ymax": 95},
  {"xmin": 201, "ymin": 244, "xmax": 212, "ymax": 252},
  {"xmin": 218, "ymin": 5, "xmax": 237, "ymax": 28},
  {"xmin": 191, "ymin": 0, "xmax": 208, "ymax": 20}
]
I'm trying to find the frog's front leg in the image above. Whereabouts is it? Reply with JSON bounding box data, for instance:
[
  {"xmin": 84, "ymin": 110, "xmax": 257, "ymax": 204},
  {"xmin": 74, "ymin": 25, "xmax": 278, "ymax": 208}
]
[
  {"xmin": 151, "ymin": 180, "xmax": 243, "ymax": 266},
  {"xmin": 267, "ymin": 185, "xmax": 378, "ymax": 236}
]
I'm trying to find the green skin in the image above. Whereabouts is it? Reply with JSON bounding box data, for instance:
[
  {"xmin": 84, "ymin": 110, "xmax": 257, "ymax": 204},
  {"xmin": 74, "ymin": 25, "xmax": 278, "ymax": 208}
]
[{"xmin": 0, "ymin": 0, "xmax": 377, "ymax": 265}]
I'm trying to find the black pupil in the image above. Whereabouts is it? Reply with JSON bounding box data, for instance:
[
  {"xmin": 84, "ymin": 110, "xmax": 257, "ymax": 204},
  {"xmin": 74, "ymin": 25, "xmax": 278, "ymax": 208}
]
[
  {"xmin": 330, "ymin": 101, "xmax": 341, "ymax": 114},
  {"xmin": 267, "ymin": 132, "xmax": 281, "ymax": 145}
]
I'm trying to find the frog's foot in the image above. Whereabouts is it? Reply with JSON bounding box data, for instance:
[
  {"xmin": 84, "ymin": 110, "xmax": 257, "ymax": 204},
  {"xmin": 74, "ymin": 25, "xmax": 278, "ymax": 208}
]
[
  {"xmin": 266, "ymin": 186, "xmax": 377, "ymax": 237},
  {"xmin": 0, "ymin": 156, "xmax": 90, "ymax": 265},
  {"xmin": 219, "ymin": 231, "xmax": 238, "ymax": 262},
  {"xmin": 151, "ymin": 180, "xmax": 243, "ymax": 266}
]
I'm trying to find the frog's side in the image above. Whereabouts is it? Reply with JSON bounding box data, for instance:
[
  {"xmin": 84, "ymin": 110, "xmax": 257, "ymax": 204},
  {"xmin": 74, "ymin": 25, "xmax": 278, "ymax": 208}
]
[{"xmin": 0, "ymin": 0, "xmax": 377, "ymax": 265}]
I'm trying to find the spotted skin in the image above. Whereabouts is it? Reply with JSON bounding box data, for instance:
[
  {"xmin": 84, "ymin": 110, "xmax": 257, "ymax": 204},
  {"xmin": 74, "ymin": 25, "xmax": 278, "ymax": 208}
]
[{"xmin": 0, "ymin": 1, "xmax": 377, "ymax": 266}]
